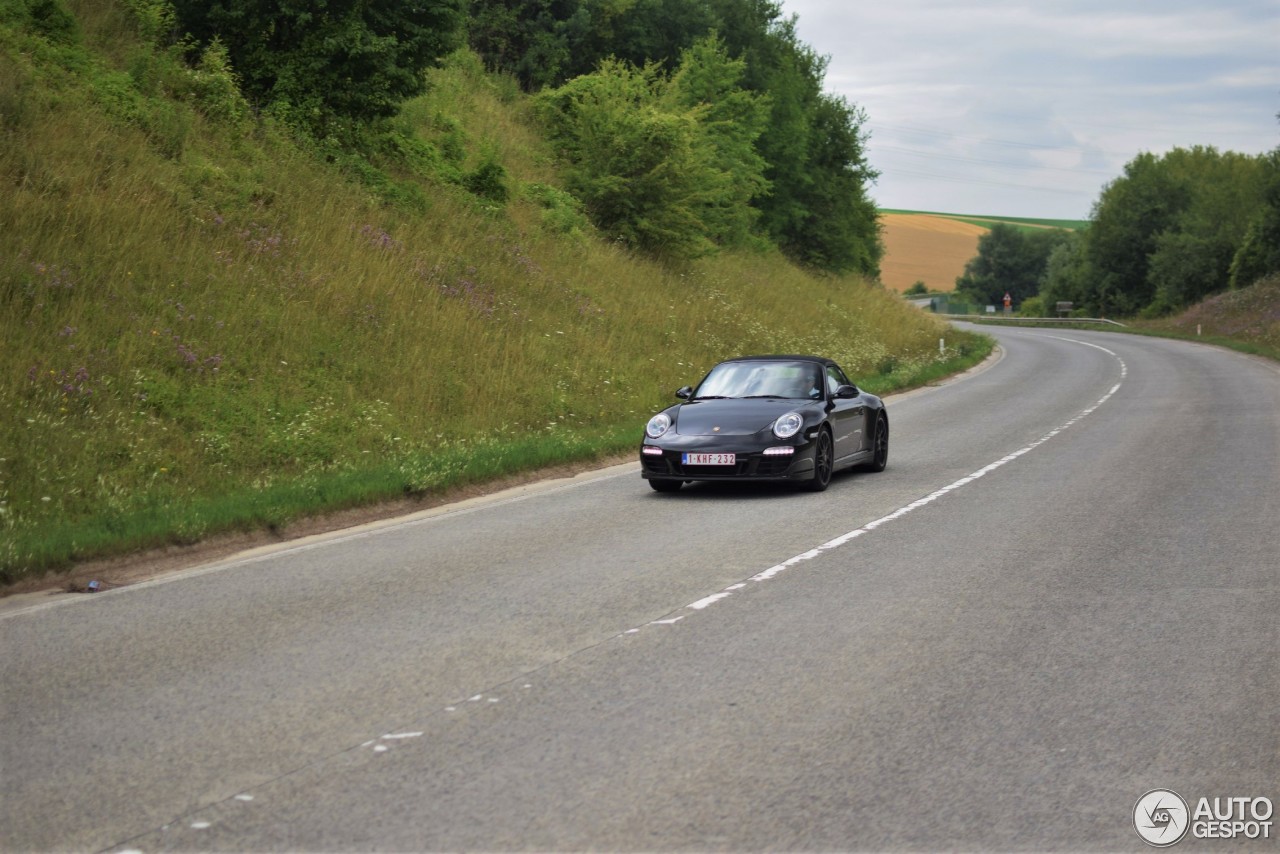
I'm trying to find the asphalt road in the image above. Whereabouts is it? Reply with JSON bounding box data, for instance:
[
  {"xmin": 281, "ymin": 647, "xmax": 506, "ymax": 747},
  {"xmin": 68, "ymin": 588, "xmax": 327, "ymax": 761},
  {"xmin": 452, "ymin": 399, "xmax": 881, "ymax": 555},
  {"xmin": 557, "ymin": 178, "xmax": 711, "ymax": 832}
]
[{"xmin": 3, "ymin": 326, "xmax": 1278, "ymax": 852}]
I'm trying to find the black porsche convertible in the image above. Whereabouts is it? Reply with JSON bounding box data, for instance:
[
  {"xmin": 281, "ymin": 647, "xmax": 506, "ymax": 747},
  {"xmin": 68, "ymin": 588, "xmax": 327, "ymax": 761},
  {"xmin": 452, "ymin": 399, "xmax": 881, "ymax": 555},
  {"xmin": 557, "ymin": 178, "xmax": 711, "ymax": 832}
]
[{"xmin": 639, "ymin": 355, "xmax": 889, "ymax": 493}]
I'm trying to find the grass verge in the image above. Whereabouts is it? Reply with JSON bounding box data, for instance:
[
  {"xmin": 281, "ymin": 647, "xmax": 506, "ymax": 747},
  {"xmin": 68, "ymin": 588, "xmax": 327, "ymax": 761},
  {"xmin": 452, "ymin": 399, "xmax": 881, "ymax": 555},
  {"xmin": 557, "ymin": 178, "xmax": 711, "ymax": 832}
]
[{"xmin": 2, "ymin": 339, "xmax": 992, "ymax": 587}]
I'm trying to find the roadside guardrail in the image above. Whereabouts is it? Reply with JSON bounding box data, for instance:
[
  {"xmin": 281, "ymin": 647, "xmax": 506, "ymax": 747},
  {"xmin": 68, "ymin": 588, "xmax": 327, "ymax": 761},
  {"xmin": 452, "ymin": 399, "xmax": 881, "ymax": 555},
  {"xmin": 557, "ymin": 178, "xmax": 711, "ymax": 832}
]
[{"xmin": 945, "ymin": 315, "xmax": 1128, "ymax": 328}]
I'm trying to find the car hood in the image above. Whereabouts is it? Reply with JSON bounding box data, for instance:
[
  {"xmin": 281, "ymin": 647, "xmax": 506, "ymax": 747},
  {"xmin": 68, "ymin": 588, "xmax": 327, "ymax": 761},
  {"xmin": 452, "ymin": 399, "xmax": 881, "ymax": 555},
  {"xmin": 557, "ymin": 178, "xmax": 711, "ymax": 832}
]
[{"xmin": 674, "ymin": 398, "xmax": 818, "ymax": 436}]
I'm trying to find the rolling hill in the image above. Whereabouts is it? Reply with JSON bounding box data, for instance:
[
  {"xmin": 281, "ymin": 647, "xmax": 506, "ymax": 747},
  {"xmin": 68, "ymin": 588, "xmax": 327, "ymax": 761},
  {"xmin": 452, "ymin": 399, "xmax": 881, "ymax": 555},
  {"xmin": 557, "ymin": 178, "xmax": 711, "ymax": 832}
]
[
  {"xmin": 878, "ymin": 213, "xmax": 986, "ymax": 293},
  {"xmin": 878, "ymin": 210, "xmax": 1087, "ymax": 293}
]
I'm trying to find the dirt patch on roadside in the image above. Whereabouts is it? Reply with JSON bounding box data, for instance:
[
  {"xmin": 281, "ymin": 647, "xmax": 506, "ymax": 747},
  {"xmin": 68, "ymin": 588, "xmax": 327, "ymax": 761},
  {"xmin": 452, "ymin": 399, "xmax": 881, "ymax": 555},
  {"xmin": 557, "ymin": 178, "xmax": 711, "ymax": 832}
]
[
  {"xmin": 880, "ymin": 213, "xmax": 986, "ymax": 293},
  {"xmin": 2, "ymin": 453, "xmax": 636, "ymax": 603}
]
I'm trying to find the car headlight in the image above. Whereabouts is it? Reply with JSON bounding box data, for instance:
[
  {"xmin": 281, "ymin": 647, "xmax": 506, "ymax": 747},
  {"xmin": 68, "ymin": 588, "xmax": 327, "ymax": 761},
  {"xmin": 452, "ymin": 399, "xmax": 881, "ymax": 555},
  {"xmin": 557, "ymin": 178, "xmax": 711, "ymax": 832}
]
[
  {"xmin": 773, "ymin": 411, "xmax": 803, "ymax": 439},
  {"xmin": 646, "ymin": 412, "xmax": 672, "ymax": 439}
]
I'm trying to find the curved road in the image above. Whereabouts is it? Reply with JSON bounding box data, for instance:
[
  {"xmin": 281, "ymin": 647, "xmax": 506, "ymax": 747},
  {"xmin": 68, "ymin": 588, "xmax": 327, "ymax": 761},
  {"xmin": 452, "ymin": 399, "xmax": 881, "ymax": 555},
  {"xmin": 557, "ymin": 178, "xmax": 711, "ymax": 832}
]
[{"xmin": 3, "ymin": 326, "xmax": 1278, "ymax": 851}]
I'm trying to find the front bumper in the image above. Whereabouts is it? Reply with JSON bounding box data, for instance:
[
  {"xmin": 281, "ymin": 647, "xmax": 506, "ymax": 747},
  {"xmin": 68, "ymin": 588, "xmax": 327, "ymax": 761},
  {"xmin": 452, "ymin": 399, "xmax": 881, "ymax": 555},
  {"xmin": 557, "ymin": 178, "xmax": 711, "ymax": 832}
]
[{"xmin": 639, "ymin": 436, "xmax": 817, "ymax": 483}]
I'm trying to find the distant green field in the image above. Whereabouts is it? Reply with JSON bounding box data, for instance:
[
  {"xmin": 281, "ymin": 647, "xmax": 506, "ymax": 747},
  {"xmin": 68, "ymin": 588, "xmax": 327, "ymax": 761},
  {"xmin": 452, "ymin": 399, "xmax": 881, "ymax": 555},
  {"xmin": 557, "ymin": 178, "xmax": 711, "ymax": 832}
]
[{"xmin": 880, "ymin": 209, "xmax": 1088, "ymax": 232}]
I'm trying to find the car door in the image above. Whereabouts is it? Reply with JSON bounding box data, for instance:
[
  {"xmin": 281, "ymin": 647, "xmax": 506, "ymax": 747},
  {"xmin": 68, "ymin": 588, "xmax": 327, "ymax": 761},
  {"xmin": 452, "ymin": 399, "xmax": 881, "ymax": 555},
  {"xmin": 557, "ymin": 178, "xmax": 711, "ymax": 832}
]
[{"xmin": 825, "ymin": 364, "xmax": 866, "ymax": 463}]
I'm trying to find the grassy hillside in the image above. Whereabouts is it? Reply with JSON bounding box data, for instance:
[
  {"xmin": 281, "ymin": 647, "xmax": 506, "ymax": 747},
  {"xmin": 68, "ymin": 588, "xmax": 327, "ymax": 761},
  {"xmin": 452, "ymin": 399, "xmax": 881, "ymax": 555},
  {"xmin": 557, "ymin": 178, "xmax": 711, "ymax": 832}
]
[
  {"xmin": 1132, "ymin": 274, "xmax": 1280, "ymax": 360},
  {"xmin": 0, "ymin": 3, "xmax": 989, "ymax": 584}
]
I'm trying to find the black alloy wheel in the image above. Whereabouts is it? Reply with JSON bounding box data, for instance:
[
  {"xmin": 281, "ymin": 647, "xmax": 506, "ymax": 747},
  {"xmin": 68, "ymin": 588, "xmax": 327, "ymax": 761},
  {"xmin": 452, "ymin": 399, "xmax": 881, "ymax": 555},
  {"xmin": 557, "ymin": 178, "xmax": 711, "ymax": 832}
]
[
  {"xmin": 863, "ymin": 413, "xmax": 889, "ymax": 472},
  {"xmin": 806, "ymin": 429, "xmax": 833, "ymax": 492}
]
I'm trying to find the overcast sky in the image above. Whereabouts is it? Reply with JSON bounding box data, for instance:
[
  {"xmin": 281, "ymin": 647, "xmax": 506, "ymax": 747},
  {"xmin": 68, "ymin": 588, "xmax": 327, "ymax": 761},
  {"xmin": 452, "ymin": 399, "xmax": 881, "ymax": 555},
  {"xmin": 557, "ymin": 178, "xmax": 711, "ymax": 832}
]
[{"xmin": 779, "ymin": 0, "xmax": 1280, "ymax": 219}]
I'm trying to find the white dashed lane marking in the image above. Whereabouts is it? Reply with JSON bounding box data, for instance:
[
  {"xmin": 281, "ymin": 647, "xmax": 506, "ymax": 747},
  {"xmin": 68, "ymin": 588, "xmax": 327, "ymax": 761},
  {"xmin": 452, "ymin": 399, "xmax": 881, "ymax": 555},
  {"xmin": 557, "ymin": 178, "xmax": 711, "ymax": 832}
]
[{"xmin": 650, "ymin": 336, "xmax": 1127, "ymax": 624}]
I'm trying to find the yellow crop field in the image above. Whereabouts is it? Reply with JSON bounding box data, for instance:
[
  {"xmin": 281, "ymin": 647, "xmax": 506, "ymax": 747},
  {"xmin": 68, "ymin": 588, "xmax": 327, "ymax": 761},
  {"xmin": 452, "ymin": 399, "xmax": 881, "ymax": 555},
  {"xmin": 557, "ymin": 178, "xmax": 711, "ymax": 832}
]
[{"xmin": 879, "ymin": 214, "xmax": 988, "ymax": 293}]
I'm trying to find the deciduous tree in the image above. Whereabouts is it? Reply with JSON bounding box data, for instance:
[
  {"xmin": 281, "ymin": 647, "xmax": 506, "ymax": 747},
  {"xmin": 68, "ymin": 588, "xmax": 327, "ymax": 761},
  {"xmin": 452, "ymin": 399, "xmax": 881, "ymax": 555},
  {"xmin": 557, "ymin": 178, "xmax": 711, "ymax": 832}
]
[
  {"xmin": 1228, "ymin": 147, "xmax": 1280, "ymax": 289},
  {"xmin": 956, "ymin": 224, "xmax": 1069, "ymax": 309},
  {"xmin": 172, "ymin": 0, "xmax": 466, "ymax": 131}
]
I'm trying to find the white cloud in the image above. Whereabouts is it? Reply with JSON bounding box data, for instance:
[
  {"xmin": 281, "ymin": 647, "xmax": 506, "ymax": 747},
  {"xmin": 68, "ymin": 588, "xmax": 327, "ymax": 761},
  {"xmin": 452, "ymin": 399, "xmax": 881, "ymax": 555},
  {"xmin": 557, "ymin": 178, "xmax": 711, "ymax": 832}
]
[{"xmin": 780, "ymin": 0, "xmax": 1280, "ymax": 218}]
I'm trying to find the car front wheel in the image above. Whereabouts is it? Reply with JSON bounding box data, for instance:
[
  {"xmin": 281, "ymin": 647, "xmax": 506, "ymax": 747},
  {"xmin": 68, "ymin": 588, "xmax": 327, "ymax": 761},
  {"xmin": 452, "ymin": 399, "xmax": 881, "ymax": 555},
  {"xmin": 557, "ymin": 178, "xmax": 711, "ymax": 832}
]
[
  {"xmin": 806, "ymin": 429, "xmax": 833, "ymax": 492},
  {"xmin": 649, "ymin": 479, "xmax": 683, "ymax": 493},
  {"xmin": 862, "ymin": 412, "xmax": 888, "ymax": 472}
]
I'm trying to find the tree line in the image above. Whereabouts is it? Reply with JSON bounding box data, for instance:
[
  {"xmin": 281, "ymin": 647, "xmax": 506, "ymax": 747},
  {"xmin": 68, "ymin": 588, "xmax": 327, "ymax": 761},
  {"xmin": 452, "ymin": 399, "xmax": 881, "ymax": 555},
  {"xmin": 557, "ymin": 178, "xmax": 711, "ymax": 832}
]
[
  {"xmin": 956, "ymin": 140, "xmax": 1280, "ymax": 317},
  {"xmin": 160, "ymin": 0, "xmax": 880, "ymax": 274}
]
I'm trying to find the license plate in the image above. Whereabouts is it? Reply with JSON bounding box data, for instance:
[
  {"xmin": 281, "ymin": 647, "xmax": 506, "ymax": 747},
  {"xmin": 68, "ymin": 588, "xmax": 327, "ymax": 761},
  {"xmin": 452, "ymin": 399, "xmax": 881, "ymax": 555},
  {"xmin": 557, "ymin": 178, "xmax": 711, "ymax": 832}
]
[{"xmin": 683, "ymin": 452, "xmax": 735, "ymax": 466}]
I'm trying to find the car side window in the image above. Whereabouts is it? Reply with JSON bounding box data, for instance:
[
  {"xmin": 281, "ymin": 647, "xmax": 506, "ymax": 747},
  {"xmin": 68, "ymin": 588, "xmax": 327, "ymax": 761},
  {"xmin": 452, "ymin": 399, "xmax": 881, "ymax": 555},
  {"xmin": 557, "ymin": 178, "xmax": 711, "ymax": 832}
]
[{"xmin": 825, "ymin": 366, "xmax": 846, "ymax": 396}]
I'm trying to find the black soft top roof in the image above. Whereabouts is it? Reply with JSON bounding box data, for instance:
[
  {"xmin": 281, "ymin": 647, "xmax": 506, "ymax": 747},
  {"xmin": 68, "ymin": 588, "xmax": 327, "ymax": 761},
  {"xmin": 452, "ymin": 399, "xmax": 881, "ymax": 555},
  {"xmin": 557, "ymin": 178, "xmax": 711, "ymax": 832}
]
[{"xmin": 720, "ymin": 355, "xmax": 839, "ymax": 368}]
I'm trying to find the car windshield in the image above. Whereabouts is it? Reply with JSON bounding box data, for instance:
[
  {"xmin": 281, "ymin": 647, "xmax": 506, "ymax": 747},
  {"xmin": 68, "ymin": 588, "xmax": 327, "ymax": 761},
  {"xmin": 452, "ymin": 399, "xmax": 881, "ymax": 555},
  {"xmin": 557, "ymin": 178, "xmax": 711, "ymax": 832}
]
[{"xmin": 694, "ymin": 361, "xmax": 823, "ymax": 401}]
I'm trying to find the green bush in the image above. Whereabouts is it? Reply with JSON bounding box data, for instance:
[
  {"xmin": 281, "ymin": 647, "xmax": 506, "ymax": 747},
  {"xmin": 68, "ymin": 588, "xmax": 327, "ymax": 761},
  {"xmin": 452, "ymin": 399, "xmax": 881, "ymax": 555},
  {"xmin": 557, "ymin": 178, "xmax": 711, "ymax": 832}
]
[
  {"xmin": 187, "ymin": 38, "xmax": 249, "ymax": 125},
  {"xmin": 537, "ymin": 43, "xmax": 770, "ymax": 261},
  {"xmin": 1018, "ymin": 295, "xmax": 1045, "ymax": 317},
  {"xmin": 524, "ymin": 183, "xmax": 591, "ymax": 236},
  {"xmin": 170, "ymin": 0, "xmax": 466, "ymax": 130},
  {"xmin": 1, "ymin": 0, "xmax": 79, "ymax": 44},
  {"xmin": 462, "ymin": 157, "xmax": 508, "ymax": 204}
]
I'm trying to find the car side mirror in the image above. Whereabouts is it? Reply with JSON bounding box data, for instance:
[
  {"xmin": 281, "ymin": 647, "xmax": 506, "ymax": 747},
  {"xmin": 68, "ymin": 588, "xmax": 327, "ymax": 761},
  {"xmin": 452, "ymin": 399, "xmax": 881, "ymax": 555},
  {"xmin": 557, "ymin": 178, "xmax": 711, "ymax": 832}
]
[
  {"xmin": 835, "ymin": 384, "xmax": 859, "ymax": 399},
  {"xmin": 675, "ymin": 386, "xmax": 694, "ymax": 400}
]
